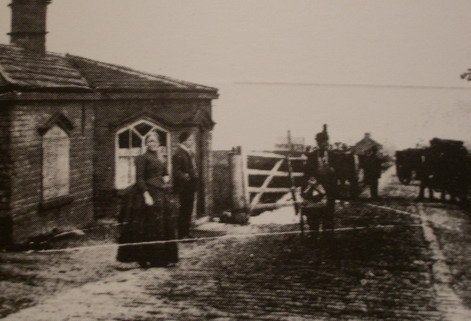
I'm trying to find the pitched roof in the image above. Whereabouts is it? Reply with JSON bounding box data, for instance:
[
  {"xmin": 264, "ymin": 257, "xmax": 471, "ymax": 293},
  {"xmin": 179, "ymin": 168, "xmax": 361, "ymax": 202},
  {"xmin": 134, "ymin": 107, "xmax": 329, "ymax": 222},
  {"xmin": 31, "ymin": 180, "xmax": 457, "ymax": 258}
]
[
  {"xmin": 67, "ymin": 55, "xmax": 217, "ymax": 93},
  {"xmin": 353, "ymin": 136, "xmax": 382, "ymax": 155},
  {"xmin": 0, "ymin": 44, "xmax": 217, "ymax": 94},
  {"xmin": 0, "ymin": 44, "xmax": 90, "ymax": 91}
]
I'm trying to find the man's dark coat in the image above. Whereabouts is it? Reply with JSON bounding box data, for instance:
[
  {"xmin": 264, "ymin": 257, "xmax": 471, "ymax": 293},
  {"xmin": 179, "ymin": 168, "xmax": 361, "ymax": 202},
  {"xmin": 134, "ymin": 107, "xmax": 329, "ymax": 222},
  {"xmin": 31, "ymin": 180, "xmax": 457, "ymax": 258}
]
[{"xmin": 172, "ymin": 146, "xmax": 198, "ymax": 193}]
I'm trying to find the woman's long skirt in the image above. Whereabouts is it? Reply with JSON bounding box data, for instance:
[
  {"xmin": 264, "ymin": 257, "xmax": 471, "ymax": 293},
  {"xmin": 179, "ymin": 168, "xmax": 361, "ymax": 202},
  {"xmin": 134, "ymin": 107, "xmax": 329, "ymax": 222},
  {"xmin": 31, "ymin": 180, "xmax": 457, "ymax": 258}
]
[{"xmin": 117, "ymin": 186, "xmax": 179, "ymax": 266}]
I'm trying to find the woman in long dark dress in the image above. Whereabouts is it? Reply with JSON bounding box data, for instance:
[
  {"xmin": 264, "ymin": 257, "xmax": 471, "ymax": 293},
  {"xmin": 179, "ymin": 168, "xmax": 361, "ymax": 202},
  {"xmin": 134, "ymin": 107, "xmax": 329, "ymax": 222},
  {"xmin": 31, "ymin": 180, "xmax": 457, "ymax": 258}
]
[{"xmin": 117, "ymin": 132, "xmax": 179, "ymax": 268}]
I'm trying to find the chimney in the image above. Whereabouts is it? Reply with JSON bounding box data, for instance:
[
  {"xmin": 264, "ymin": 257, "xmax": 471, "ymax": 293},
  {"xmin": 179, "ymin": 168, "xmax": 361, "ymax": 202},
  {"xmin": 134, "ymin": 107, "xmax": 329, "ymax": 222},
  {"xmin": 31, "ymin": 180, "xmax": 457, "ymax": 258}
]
[
  {"xmin": 364, "ymin": 132, "xmax": 371, "ymax": 139},
  {"xmin": 8, "ymin": 0, "xmax": 51, "ymax": 53}
]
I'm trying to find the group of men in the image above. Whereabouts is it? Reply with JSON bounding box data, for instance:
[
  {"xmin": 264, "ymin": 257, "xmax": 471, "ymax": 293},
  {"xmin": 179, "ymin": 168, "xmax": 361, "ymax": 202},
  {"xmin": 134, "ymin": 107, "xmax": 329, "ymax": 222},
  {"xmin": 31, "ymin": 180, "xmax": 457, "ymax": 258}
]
[
  {"xmin": 174, "ymin": 126, "xmax": 384, "ymax": 240},
  {"xmin": 301, "ymin": 125, "xmax": 383, "ymax": 238}
]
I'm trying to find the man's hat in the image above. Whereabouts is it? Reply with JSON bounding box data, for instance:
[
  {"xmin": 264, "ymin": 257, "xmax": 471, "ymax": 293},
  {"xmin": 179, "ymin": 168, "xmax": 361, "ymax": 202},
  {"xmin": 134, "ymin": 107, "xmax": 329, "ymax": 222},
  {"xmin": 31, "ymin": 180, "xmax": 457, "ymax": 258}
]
[{"xmin": 315, "ymin": 124, "xmax": 329, "ymax": 143}]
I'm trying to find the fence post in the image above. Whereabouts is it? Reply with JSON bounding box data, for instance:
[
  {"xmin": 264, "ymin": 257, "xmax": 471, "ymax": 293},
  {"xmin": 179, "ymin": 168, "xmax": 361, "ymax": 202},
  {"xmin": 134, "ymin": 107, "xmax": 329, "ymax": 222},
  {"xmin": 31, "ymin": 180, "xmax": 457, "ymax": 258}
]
[{"xmin": 228, "ymin": 146, "xmax": 249, "ymax": 223}]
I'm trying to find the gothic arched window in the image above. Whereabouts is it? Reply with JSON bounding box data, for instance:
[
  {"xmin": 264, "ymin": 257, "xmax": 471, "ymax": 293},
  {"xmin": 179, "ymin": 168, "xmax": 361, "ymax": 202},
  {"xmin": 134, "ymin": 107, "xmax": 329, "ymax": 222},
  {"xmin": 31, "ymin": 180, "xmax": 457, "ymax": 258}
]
[
  {"xmin": 42, "ymin": 125, "xmax": 70, "ymax": 200},
  {"xmin": 115, "ymin": 120, "xmax": 170, "ymax": 189}
]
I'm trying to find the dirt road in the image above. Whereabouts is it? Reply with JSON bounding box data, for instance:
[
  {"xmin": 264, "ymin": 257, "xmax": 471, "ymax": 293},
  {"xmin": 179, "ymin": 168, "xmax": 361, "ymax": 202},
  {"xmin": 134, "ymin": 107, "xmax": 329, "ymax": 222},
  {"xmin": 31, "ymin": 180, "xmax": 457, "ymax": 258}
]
[{"xmin": 1, "ymin": 169, "xmax": 470, "ymax": 320}]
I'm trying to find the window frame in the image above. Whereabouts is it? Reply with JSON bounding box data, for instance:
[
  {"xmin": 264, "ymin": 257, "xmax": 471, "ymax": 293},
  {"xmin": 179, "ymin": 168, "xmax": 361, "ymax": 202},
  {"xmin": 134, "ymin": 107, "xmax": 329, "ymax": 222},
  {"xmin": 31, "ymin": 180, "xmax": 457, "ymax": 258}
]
[
  {"xmin": 114, "ymin": 119, "xmax": 171, "ymax": 190},
  {"xmin": 38, "ymin": 122, "xmax": 74, "ymax": 210}
]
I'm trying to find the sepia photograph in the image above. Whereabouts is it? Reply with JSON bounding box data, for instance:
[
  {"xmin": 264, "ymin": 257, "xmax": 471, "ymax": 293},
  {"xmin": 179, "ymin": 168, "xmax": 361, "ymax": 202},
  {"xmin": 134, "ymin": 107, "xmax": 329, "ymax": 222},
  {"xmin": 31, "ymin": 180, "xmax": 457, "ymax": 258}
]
[{"xmin": 0, "ymin": 0, "xmax": 470, "ymax": 320}]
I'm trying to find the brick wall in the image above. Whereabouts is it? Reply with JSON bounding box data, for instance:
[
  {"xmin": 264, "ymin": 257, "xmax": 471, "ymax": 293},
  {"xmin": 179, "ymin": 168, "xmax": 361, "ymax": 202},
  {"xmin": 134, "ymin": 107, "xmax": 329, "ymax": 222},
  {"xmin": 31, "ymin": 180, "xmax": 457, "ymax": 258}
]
[
  {"xmin": 9, "ymin": 101, "xmax": 94, "ymax": 243},
  {"xmin": 93, "ymin": 99, "xmax": 214, "ymax": 219},
  {"xmin": 0, "ymin": 105, "xmax": 12, "ymax": 247},
  {"xmin": 0, "ymin": 106, "xmax": 11, "ymax": 210}
]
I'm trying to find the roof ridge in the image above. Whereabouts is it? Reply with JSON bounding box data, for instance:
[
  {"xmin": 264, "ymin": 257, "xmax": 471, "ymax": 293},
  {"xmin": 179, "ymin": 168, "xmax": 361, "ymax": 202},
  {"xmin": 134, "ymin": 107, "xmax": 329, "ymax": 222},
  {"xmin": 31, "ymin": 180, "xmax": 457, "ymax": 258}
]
[
  {"xmin": 355, "ymin": 136, "xmax": 381, "ymax": 145},
  {"xmin": 66, "ymin": 54, "xmax": 217, "ymax": 92}
]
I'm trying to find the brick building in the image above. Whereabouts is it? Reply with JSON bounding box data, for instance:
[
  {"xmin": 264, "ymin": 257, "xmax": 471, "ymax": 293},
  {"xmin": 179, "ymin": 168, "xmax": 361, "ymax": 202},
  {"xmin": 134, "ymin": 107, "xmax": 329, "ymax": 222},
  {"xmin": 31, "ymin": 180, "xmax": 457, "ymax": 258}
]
[{"xmin": 0, "ymin": 0, "xmax": 218, "ymax": 246}]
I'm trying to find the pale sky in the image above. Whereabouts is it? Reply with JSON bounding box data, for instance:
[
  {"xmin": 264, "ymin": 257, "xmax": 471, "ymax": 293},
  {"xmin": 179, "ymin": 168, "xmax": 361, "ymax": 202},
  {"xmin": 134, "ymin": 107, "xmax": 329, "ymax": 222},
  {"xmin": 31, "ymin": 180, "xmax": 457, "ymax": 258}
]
[{"xmin": 1, "ymin": 0, "xmax": 470, "ymax": 150}]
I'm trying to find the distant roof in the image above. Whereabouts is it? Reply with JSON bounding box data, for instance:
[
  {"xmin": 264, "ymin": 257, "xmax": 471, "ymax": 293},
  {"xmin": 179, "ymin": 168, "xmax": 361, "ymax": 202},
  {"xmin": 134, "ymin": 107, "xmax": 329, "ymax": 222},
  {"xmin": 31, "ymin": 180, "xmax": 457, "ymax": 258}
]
[
  {"xmin": 355, "ymin": 136, "xmax": 382, "ymax": 147},
  {"xmin": 0, "ymin": 44, "xmax": 218, "ymax": 95},
  {"xmin": 352, "ymin": 135, "xmax": 382, "ymax": 155}
]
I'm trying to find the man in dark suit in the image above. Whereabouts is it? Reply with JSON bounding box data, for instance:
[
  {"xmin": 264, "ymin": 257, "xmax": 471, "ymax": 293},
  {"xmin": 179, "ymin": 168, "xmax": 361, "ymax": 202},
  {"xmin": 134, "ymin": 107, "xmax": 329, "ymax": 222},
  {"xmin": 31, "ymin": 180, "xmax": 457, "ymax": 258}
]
[
  {"xmin": 172, "ymin": 132, "xmax": 198, "ymax": 239},
  {"xmin": 302, "ymin": 124, "xmax": 337, "ymax": 239},
  {"xmin": 363, "ymin": 146, "xmax": 383, "ymax": 199}
]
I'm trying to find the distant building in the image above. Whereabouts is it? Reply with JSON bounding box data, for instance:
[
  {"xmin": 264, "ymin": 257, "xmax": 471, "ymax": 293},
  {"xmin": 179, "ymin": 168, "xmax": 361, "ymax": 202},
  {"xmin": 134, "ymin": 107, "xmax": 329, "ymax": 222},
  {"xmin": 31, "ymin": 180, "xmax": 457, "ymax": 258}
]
[
  {"xmin": 0, "ymin": 0, "xmax": 218, "ymax": 245},
  {"xmin": 352, "ymin": 133, "xmax": 382, "ymax": 155}
]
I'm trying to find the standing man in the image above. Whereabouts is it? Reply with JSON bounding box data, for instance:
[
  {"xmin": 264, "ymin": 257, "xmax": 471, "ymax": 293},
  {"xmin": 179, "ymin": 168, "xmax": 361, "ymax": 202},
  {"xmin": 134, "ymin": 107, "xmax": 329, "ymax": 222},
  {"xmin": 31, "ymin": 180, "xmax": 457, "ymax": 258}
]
[
  {"xmin": 302, "ymin": 124, "xmax": 337, "ymax": 239},
  {"xmin": 173, "ymin": 132, "xmax": 198, "ymax": 239},
  {"xmin": 363, "ymin": 146, "xmax": 382, "ymax": 199}
]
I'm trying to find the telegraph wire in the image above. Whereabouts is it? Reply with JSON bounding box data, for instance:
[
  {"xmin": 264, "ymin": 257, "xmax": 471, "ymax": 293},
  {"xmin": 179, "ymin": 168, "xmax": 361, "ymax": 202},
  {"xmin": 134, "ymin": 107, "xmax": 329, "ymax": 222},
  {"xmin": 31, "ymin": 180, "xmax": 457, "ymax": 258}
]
[{"xmin": 234, "ymin": 81, "xmax": 471, "ymax": 91}]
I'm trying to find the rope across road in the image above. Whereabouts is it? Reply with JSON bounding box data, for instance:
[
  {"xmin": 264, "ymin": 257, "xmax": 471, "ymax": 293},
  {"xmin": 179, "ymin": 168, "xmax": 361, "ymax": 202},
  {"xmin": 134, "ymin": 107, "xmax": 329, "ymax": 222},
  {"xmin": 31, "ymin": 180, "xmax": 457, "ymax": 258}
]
[
  {"xmin": 20, "ymin": 202, "xmax": 427, "ymax": 255},
  {"xmin": 366, "ymin": 203, "xmax": 422, "ymax": 219}
]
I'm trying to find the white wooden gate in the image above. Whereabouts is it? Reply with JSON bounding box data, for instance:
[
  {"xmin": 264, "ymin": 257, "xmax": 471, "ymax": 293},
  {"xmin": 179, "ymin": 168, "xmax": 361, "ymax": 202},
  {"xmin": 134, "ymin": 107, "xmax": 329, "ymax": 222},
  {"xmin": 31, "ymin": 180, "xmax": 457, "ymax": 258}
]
[
  {"xmin": 229, "ymin": 147, "xmax": 306, "ymax": 213},
  {"xmin": 228, "ymin": 146, "xmax": 365, "ymax": 214}
]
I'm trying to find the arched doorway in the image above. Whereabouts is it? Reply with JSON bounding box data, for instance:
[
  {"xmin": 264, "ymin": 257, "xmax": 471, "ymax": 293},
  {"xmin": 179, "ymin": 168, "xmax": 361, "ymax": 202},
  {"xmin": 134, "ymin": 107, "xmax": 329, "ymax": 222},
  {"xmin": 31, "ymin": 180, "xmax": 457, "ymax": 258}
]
[{"xmin": 115, "ymin": 120, "xmax": 170, "ymax": 189}]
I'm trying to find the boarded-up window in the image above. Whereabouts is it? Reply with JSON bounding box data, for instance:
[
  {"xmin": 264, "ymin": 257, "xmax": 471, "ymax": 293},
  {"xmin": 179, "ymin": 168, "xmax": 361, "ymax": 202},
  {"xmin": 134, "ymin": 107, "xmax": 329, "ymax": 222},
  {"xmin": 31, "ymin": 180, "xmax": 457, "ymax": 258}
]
[
  {"xmin": 42, "ymin": 125, "xmax": 70, "ymax": 200},
  {"xmin": 115, "ymin": 120, "xmax": 170, "ymax": 189}
]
